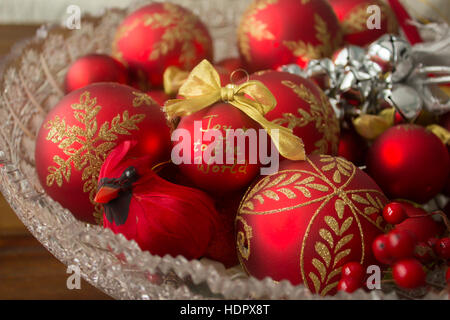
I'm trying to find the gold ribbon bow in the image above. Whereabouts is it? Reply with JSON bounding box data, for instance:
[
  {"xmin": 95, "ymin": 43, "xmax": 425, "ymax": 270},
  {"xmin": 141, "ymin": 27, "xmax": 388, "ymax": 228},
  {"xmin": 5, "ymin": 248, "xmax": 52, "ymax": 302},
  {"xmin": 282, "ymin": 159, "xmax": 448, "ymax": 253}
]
[
  {"xmin": 164, "ymin": 60, "xmax": 305, "ymax": 160},
  {"xmin": 163, "ymin": 66, "xmax": 189, "ymax": 96}
]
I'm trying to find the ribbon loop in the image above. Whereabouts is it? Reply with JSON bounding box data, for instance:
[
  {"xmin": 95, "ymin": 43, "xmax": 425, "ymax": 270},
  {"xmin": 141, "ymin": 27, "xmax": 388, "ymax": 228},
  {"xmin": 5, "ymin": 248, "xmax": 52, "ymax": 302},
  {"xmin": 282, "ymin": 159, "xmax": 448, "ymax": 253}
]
[{"xmin": 164, "ymin": 60, "xmax": 306, "ymax": 161}]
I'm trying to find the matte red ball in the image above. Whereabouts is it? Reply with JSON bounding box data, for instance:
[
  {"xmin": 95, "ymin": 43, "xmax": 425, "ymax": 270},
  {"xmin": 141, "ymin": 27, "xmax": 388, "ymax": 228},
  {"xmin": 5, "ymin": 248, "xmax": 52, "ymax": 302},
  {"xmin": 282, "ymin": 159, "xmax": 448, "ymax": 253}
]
[
  {"xmin": 174, "ymin": 102, "xmax": 263, "ymax": 194},
  {"xmin": 216, "ymin": 57, "xmax": 245, "ymax": 75},
  {"xmin": 392, "ymin": 259, "xmax": 426, "ymax": 289},
  {"xmin": 394, "ymin": 201, "xmax": 443, "ymax": 243},
  {"xmin": 64, "ymin": 54, "xmax": 128, "ymax": 93},
  {"xmin": 386, "ymin": 229, "xmax": 416, "ymax": 260},
  {"xmin": 248, "ymin": 70, "xmax": 340, "ymax": 155},
  {"xmin": 146, "ymin": 90, "xmax": 170, "ymax": 107},
  {"xmin": 112, "ymin": 3, "xmax": 213, "ymax": 87},
  {"xmin": 328, "ymin": 0, "xmax": 399, "ymax": 47},
  {"xmin": 383, "ymin": 202, "xmax": 407, "ymax": 225},
  {"xmin": 341, "ymin": 262, "xmax": 365, "ymax": 284},
  {"xmin": 372, "ymin": 234, "xmax": 393, "ymax": 265},
  {"xmin": 435, "ymin": 238, "xmax": 450, "ymax": 260},
  {"xmin": 35, "ymin": 83, "xmax": 171, "ymax": 224},
  {"xmin": 337, "ymin": 277, "xmax": 361, "ymax": 293},
  {"xmin": 236, "ymin": 154, "xmax": 388, "ymax": 295},
  {"xmin": 238, "ymin": 0, "xmax": 342, "ymax": 72},
  {"xmin": 366, "ymin": 124, "xmax": 450, "ymax": 203},
  {"xmin": 338, "ymin": 127, "xmax": 367, "ymax": 166},
  {"xmin": 439, "ymin": 112, "xmax": 450, "ymax": 196}
]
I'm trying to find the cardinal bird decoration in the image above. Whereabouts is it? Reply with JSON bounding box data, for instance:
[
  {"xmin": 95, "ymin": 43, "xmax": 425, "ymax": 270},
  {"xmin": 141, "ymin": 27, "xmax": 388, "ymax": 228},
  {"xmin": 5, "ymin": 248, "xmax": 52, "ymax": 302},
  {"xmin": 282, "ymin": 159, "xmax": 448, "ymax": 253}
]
[{"xmin": 94, "ymin": 140, "xmax": 220, "ymax": 260}]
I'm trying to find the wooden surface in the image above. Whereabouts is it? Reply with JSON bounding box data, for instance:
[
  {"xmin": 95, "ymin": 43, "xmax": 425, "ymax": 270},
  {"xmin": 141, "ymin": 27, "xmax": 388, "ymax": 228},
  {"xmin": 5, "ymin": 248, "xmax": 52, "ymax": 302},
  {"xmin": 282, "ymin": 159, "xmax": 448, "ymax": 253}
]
[{"xmin": 0, "ymin": 25, "xmax": 111, "ymax": 300}]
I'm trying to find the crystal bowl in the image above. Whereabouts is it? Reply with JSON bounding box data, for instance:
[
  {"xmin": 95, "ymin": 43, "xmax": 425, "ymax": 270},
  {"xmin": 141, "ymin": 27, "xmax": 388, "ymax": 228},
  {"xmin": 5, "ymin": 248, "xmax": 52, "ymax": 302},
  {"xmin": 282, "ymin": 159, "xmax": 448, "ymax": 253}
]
[{"xmin": 0, "ymin": 0, "xmax": 447, "ymax": 300}]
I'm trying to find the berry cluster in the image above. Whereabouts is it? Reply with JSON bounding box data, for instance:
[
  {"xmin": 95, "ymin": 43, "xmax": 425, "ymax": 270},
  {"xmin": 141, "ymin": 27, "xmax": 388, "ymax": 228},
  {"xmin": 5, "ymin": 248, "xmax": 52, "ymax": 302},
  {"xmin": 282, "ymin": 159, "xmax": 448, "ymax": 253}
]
[
  {"xmin": 338, "ymin": 202, "xmax": 450, "ymax": 294},
  {"xmin": 376, "ymin": 202, "xmax": 449, "ymax": 290}
]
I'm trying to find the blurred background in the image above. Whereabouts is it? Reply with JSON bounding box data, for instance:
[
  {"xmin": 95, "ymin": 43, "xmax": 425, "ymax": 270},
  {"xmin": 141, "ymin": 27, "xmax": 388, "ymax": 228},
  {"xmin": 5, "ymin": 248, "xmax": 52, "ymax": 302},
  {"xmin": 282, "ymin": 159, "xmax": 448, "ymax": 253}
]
[{"xmin": 0, "ymin": 0, "xmax": 115, "ymax": 300}]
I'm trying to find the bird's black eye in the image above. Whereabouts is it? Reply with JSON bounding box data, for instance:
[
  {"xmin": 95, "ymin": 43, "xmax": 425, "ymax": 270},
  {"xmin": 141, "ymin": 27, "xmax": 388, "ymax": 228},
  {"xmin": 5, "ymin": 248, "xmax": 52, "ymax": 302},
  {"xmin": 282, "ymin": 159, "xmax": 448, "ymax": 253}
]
[{"xmin": 124, "ymin": 167, "xmax": 136, "ymax": 178}]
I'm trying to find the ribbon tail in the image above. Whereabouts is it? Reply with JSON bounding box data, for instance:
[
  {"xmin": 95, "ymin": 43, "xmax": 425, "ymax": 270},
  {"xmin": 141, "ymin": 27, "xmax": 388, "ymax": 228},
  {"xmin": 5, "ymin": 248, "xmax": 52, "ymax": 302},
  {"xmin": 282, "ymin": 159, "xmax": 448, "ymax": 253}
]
[{"xmin": 231, "ymin": 100, "xmax": 306, "ymax": 161}]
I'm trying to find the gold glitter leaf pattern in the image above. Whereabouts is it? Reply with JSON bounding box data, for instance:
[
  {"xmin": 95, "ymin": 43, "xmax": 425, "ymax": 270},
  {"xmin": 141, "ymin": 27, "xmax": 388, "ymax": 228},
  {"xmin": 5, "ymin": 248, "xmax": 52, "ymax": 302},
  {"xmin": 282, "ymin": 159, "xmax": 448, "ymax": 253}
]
[
  {"xmin": 236, "ymin": 216, "xmax": 253, "ymax": 260},
  {"xmin": 283, "ymin": 14, "xmax": 334, "ymax": 61},
  {"xmin": 319, "ymin": 156, "xmax": 352, "ymax": 184},
  {"xmin": 342, "ymin": 2, "xmax": 398, "ymax": 34},
  {"xmin": 132, "ymin": 91, "xmax": 156, "ymax": 107},
  {"xmin": 238, "ymin": 0, "xmax": 278, "ymax": 61},
  {"xmin": 274, "ymin": 81, "xmax": 339, "ymax": 155},
  {"xmin": 241, "ymin": 171, "xmax": 329, "ymax": 210},
  {"xmin": 309, "ymin": 199, "xmax": 355, "ymax": 295},
  {"xmin": 45, "ymin": 91, "xmax": 146, "ymax": 219}
]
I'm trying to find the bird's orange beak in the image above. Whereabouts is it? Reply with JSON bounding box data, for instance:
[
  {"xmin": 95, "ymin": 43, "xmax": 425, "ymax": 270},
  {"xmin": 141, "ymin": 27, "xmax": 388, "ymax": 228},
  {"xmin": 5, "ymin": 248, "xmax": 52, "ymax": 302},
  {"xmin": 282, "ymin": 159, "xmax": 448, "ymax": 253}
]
[{"xmin": 94, "ymin": 185, "xmax": 120, "ymax": 204}]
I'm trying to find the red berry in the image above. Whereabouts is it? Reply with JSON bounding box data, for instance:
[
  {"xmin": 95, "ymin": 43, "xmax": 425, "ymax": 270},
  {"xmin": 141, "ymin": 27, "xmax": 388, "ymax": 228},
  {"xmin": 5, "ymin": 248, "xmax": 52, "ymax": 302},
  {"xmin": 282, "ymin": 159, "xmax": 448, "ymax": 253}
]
[
  {"xmin": 337, "ymin": 277, "xmax": 362, "ymax": 293},
  {"xmin": 372, "ymin": 234, "xmax": 393, "ymax": 265},
  {"xmin": 435, "ymin": 238, "xmax": 450, "ymax": 260},
  {"xmin": 383, "ymin": 202, "xmax": 407, "ymax": 224},
  {"xmin": 341, "ymin": 262, "xmax": 365, "ymax": 284},
  {"xmin": 392, "ymin": 259, "xmax": 426, "ymax": 289},
  {"xmin": 387, "ymin": 230, "xmax": 416, "ymax": 260}
]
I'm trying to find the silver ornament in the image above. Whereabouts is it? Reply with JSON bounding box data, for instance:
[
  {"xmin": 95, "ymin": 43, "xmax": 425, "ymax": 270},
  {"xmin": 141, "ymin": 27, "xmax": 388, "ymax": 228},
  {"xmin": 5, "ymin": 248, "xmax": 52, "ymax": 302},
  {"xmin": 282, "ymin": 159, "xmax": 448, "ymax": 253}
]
[
  {"xmin": 377, "ymin": 85, "xmax": 423, "ymax": 122},
  {"xmin": 367, "ymin": 34, "xmax": 415, "ymax": 83}
]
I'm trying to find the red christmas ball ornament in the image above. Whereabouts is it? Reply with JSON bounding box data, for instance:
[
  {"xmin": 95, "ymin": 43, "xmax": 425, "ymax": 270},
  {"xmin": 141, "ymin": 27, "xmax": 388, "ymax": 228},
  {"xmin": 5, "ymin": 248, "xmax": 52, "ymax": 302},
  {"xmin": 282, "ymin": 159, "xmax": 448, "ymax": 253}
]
[
  {"xmin": 35, "ymin": 83, "xmax": 171, "ymax": 224},
  {"xmin": 64, "ymin": 54, "xmax": 128, "ymax": 93},
  {"xmin": 174, "ymin": 103, "xmax": 262, "ymax": 194},
  {"xmin": 205, "ymin": 190, "xmax": 243, "ymax": 267},
  {"xmin": 96, "ymin": 141, "xmax": 218, "ymax": 260},
  {"xmin": 248, "ymin": 70, "xmax": 340, "ymax": 155},
  {"xmin": 392, "ymin": 259, "xmax": 426, "ymax": 289},
  {"xmin": 328, "ymin": 0, "xmax": 399, "ymax": 47},
  {"xmin": 216, "ymin": 57, "xmax": 245, "ymax": 75},
  {"xmin": 439, "ymin": 112, "xmax": 450, "ymax": 196},
  {"xmin": 236, "ymin": 154, "xmax": 388, "ymax": 296},
  {"xmin": 338, "ymin": 126, "xmax": 367, "ymax": 166},
  {"xmin": 366, "ymin": 124, "xmax": 450, "ymax": 203},
  {"xmin": 112, "ymin": 3, "xmax": 213, "ymax": 88},
  {"xmin": 238, "ymin": 0, "xmax": 342, "ymax": 72},
  {"xmin": 394, "ymin": 201, "xmax": 443, "ymax": 243},
  {"xmin": 146, "ymin": 90, "xmax": 170, "ymax": 107}
]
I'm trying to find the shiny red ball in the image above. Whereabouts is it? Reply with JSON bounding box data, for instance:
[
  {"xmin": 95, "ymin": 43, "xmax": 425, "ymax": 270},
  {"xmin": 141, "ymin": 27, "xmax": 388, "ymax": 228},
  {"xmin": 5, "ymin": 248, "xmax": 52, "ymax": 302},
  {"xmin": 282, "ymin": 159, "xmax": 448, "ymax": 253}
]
[
  {"xmin": 64, "ymin": 54, "xmax": 128, "ymax": 93},
  {"xmin": 248, "ymin": 70, "xmax": 340, "ymax": 155},
  {"xmin": 337, "ymin": 277, "xmax": 362, "ymax": 293},
  {"xmin": 328, "ymin": 0, "xmax": 399, "ymax": 47},
  {"xmin": 36, "ymin": 83, "xmax": 171, "ymax": 224},
  {"xmin": 238, "ymin": 0, "xmax": 342, "ymax": 72},
  {"xmin": 366, "ymin": 124, "xmax": 450, "ymax": 203},
  {"xmin": 341, "ymin": 262, "xmax": 365, "ymax": 284},
  {"xmin": 383, "ymin": 202, "xmax": 407, "ymax": 225},
  {"xmin": 372, "ymin": 234, "xmax": 393, "ymax": 265},
  {"xmin": 112, "ymin": 3, "xmax": 213, "ymax": 87},
  {"xmin": 338, "ymin": 127, "xmax": 367, "ymax": 166},
  {"xmin": 392, "ymin": 259, "xmax": 426, "ymax": 289},
  {"xmin": 386, "ymin": 229, "xmax": 416, "ymax": 260},
  {"xmin": 435, "ymin": 238, "xmax": 450, "ymax": 260}
]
